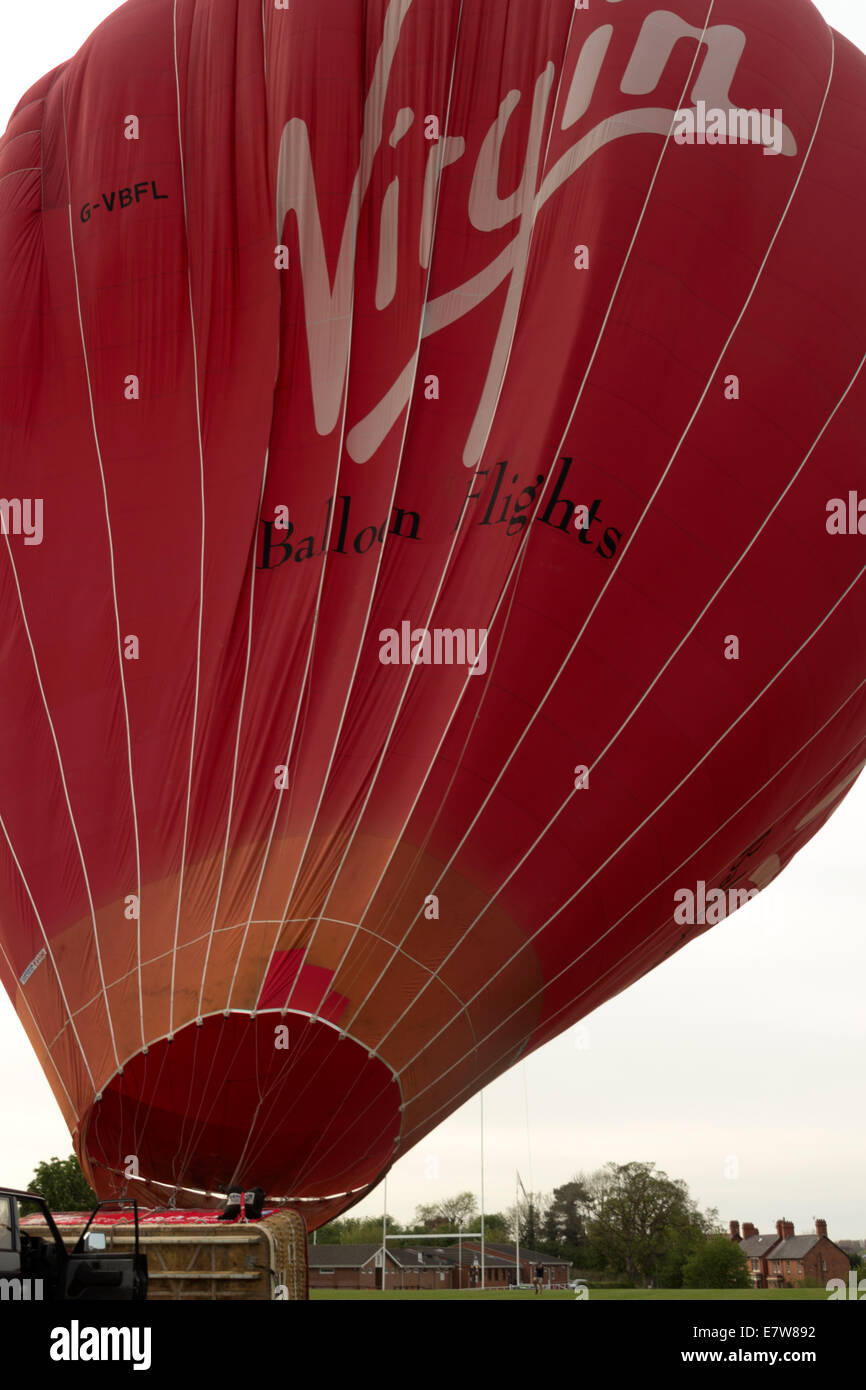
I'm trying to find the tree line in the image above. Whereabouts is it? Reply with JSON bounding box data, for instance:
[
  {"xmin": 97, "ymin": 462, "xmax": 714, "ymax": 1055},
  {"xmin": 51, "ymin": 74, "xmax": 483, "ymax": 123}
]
[{"xmin": 317, "ymin": 1160, "xmax": 752, "ymax": 1289}]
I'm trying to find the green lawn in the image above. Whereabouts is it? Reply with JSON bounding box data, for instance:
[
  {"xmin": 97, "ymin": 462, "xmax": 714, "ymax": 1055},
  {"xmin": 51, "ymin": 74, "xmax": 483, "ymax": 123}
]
[{"xmin": 311, "ymin": 1287, "xmax": 829, "ymax": 1302}]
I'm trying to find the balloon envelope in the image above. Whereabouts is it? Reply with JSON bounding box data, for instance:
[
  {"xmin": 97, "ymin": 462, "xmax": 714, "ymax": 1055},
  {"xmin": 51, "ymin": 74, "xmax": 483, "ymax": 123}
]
[{"xmin": 1, "ymin": 0, "xmax": 865, "ymax": 1220}]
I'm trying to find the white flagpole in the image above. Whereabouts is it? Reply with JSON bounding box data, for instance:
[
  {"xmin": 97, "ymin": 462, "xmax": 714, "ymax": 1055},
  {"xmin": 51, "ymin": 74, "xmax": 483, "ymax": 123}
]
[
  {"xmin": 480, "ymin": 1090, "xmax": 486, "ymax": 1291},
  {"xmin": 516, "ymin": 1170, "xmax": 521, "ymax": 1288},
  {"xmin": 382, "ymin": 1175, "xmax": 387, "ymax": 1293}
]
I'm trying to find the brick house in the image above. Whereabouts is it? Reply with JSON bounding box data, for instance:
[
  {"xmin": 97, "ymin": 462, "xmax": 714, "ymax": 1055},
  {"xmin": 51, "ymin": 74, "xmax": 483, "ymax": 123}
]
[
  {"xmin": 459, "ymin": 1241, "xmax": 570, "ymax": 1287},
  {"xmin": 309, "ymin": 1240, "xmax": 569, "ymax": 1290},
  {"xmin": 444, "ymin": 1245, "xmax": 520, "ymax": 1289},
  {"xmin": 387, "ymin": 1247, "xmax": 456, "ymax": 1289},
  {"xmin": 308, "ymin": 1244, "xmax": 387, "ymax": 1290},
  {"xmin": 768, "ymin": 1221, "xmax": 849, "ymax": 1289},
  {"xmin": 729, "ymin": 1218, "xmax": 849, "ymax": 1289},
  {"xmin": 730, "ymin": 1221, "xmax": 781, "ymax": 1290},
  {"xmin": 309, "ymin": 1243, "xmax": 455, "ymax": 1290}
]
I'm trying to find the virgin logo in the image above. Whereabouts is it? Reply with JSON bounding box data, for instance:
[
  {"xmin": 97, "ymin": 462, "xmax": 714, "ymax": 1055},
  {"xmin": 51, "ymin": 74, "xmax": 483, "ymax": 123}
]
[{"xmin": 275, "ymin": 1, "xmax": 795, "ymax": 470}]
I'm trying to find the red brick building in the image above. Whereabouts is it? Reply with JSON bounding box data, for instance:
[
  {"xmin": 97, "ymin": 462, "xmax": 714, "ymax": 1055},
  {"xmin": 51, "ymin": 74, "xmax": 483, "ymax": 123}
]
[
  {"xmin": 459, "ymin": 1241, "xmax": 570, "ymax": 1288},
  {"xmin": 731, "ymin": 1221, "xmax": 781, "ymax": 1289},
  {"xmin": 309, "ymin": 1244, "xmax": 455, "ymax": 1290},
  {"xmin": 729, "ymin": 1218, "xmax": 849, "ymax": 1289},
  {"xmin": 309, "ymin": 1240, "xmax": 570, "ymax": 1290}
]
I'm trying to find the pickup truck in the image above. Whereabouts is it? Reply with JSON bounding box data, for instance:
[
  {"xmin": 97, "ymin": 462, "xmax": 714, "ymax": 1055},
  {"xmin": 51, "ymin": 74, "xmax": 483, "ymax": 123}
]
[{"xmin": 0, "ymin": 1187, "xmax": 147, "ymax": 1301}]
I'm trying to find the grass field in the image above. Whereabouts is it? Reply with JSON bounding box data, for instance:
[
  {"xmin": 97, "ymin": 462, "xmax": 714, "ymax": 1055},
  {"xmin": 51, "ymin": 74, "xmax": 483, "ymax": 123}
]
[{"xmin": 311, "ymin": 1287, "xmax": 829, "ymax": 1301}]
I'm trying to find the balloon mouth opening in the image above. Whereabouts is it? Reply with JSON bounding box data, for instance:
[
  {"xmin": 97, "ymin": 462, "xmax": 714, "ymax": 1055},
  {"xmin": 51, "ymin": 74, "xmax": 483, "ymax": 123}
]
[{"xmin": 81, "ymin": 1011, "xmax": 402, "ymax": 1202}]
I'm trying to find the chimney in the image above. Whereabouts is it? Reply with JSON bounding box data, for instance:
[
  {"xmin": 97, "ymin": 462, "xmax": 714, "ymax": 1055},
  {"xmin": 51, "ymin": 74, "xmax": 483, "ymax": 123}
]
[
  {"xmin": 784, "ymin": 1221, "xmax": 795, "ymax": 1239},
  {"xmin": 816, "ymin": 1219, "xmax": 827, "ymax": 1240},
  {"xmin": 742, "ymin": 1222, "xmax": 757, "ymax": 1239},
  {"xmin": 729, "ymin": 1220, "xmax": 741, "ymax": 1241},
  {"xmin": 776, "ymin": 1219, "xmax": 785, "ymax": 1240}
]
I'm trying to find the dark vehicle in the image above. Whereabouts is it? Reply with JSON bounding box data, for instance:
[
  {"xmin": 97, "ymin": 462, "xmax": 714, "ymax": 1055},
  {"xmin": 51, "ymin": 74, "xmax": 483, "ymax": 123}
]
[{"xmin": 0, "ymin": 1188, "xmax": 147, "ymax": 1301}]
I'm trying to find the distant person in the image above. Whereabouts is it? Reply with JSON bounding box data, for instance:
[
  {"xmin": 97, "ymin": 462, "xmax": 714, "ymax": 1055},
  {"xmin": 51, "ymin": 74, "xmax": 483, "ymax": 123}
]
[{"xmin": 534, "ymin": 1263, "xmax": 544, "ymax": 1294}]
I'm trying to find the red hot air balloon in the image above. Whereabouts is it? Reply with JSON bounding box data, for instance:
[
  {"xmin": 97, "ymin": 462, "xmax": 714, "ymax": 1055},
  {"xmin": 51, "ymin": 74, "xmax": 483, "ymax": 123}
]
[{"xmin": 1, "ymin": 0, "xmax": 865, "ymax": 1223}]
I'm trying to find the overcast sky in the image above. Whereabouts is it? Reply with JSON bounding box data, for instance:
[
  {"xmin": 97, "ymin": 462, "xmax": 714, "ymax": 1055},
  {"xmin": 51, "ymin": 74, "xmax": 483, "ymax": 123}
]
[{"xmin": 1, "ymin": 1, "xmax": 863, "ymax": 1241}]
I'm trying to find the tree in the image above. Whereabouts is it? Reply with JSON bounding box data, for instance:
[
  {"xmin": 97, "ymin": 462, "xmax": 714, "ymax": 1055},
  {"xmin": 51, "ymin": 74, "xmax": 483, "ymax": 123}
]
[
  {"xmin": 586, "ymin": 1161, "xmax": 700, "ymax": 1286},
  {"xmin": 682, "ymin": 1235, "xmax": 751, "ymax": 1289},
  {"xmin": 655, "ymin": 1206, "xmax": 720, "ymax": 1289},
  {"xmin": 482, "ymin": 1212, "xmax": 509, "ymax": 1243},
  {"xmin": 520, "ymin": 1193, "xmax": 542, "ymax": 1250},
  {"xmin": 26, "ymin": 1155, "xmax": 96, "ymax": 1212},
  {"xmin": 541, "ymin": 1178, "xmax": 591, "ymax": 1258},
  {"xmin": 314, "ymin": 1214, "xmax": 401, "ymax": 1244},
  {"xmin": 413, "ymin": 1191, "xmax": 478, "ymax": 1231}
]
